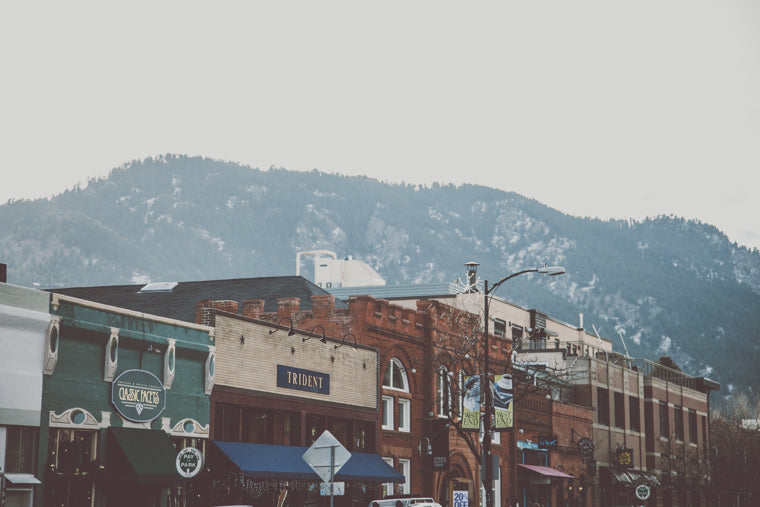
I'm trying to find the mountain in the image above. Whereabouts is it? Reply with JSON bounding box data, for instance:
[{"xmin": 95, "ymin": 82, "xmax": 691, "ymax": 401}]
[{"xmin": 2, "ymin": 154, "xmax": 759, "ymax": 393}]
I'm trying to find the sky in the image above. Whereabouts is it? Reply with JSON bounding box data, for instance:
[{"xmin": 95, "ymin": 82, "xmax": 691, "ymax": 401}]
[{"xmin": 2, "ymin": 1, "xmax": 759, "ymax": 249}]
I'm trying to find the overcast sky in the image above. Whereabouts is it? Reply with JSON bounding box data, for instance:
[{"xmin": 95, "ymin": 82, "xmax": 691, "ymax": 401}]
[{"xmin": 2, "ymin": 1, "xmax": 759, "ymax": 249}]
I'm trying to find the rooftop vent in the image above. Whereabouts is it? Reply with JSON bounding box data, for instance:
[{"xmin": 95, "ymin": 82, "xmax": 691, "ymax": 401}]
[{"xmin": 138, "ymin": 282, "xmax": 178, "ymax": 294}]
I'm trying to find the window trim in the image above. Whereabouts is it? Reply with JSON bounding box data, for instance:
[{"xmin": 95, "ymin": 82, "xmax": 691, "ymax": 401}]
[
  {"xmin": 398, "ymin": 398, "xmax": 411, "ymax": 433},
  {"xmin": 383, "ymin": 358, "xmax": 410, "ymax": 392},
  {"xmin": 382, "ymin": 396, "xmax": 394, "ymax": 430}
]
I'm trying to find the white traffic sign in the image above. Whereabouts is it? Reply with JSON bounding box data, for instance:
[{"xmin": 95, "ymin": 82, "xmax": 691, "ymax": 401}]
[
  {"xmin": 320, "ymin": 482, "xmax": 345, "ymax": 496},
  {"xmin": 302, "ymin": 430, "xmax": 352, "ymax": 483}
]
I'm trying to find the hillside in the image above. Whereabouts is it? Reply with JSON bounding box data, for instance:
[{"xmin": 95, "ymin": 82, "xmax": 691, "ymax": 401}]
[{"xmin": 2, "ymin": 154, "xmax": 759, "ymax": 392}]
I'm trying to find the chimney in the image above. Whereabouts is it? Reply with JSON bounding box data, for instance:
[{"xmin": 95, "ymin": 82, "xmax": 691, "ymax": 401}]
[
  {"xmin": 579, "ymin": 313, "xmax": 584, "ymax": 329},
  {"xmin": 312, "ymin": 295, "xmax": 335, "ymax": 318},
  {"xmin": 277, "ymin": 297, "xmax": 301, "ymax": 320},
  {"xmin": 241, "ymin": 299, "xmax": 266, "ymax": 320},
  {"xmin": 0, "ymin": 263, "xmax": 6, "ymax": 283}
]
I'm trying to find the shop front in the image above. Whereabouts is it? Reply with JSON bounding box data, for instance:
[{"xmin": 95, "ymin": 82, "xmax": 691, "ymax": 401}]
[
  {"xmin": 40, "ymin": 293, "xmax": 214, "ymax": 507},
  {"xmin": 208, "ymin": 311, "xmax": 399, "ymax": 506},
  {"xmin": 516, "ymin": 441, "xmax": 574, "ymax": 507}
]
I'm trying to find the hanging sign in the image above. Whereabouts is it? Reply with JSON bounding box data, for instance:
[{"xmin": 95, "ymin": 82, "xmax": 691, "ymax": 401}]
[
  {"xmin": 462, "ymin": 375, "xmax": 481, "ymax": 431},
  {"xmin": 615, "ymin": 447, "xmax": 634, "ymax": 469},
  {"xmin": 111, "ymin": 369, "xmax": 166, "ymax": 422},
  {"xmin": 176, "ymin": 447, "xmax": 204, "ymax": 478},
  {"xmin": 493, "ymin": 374, "xmax": 513, "ymax": 431}
]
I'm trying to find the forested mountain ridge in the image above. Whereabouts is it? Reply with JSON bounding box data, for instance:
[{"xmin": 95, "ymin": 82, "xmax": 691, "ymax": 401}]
[{"xmin": 2, "ymin": 154, "xmax": 759, "ymax": 393}]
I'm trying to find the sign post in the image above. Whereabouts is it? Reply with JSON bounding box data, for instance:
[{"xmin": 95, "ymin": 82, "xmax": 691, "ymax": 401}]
[{"xmin": 303, "ymin": 431, "xmax": 351, "ymax": 507}]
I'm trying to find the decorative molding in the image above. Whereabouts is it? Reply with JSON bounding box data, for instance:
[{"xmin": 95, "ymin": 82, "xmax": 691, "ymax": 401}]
[
  {"xmin": 205, "ymin": 346, "xmax": 216, "ymax": 395},
  {"xmin": 163, "ymin": 417, "xmax": 210, "ymax": 438},
  {"xmin": 163, "ymin": 338, "xmax": 176, "ymax": 389},
  {"xmin": 43, "ymin": 317, "xmax": 60, "ymax": 376},
  {"xmin": 49, "ymin": 407, "xmax": 107, "ymax": 429},
  {"xmin": 104, "ymin": 328, "xmax": 119, "ymax": 382}
]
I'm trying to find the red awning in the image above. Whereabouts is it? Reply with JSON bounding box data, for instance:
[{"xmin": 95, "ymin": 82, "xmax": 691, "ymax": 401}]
[{"xmin": 518, "ymin": 464, "xmax": 574, "ymax": 478}]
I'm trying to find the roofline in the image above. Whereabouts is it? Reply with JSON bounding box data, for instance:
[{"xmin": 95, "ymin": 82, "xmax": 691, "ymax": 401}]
[{"xmin": 51, "ymin": 292, "xmax": 214, "ymax": 337}]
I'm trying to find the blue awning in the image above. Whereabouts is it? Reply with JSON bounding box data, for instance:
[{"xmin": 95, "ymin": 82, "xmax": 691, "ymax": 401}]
[{"xmin": 212, "ymin": 441, "xmax": 405, "ymax": 483}]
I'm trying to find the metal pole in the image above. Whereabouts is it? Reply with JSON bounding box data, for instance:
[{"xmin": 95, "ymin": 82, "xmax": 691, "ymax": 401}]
[
  {"xmin": 330, "ymin": 446, "xmax": 335, "ymax": 507},
  {"xmin": 483, "ymin": 280, "xmax": 493, "ymax": 507}
]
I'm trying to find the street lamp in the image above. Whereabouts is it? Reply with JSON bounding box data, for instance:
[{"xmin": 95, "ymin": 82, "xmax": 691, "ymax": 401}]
[{"xmin": 471, "ymin": 262, "xmax": 565, "ymax": 507}]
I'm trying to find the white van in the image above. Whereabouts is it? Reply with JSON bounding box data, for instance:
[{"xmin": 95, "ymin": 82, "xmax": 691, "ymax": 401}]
[{"xmin": 369, "ymin": 497, "xmax": 442, "ymax": 507}]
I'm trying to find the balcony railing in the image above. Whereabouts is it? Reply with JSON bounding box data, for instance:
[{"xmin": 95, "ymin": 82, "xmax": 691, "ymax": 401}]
[{"xmin": 515, "ymin": 339, "xmax": 700, "ymax": 390}]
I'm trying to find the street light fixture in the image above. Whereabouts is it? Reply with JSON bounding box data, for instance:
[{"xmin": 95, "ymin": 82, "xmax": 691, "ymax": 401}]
[{"xmin": 471, "ymin": 262, "xmax": 565, "ymax": 507}]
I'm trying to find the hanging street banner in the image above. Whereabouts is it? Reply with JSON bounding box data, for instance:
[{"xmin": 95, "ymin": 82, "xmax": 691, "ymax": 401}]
[
  {"xmin": 493, "ymin": 374, "xmax": 514, "ymax": 431},
  {"xmin": 111, "ymin": 369, "xmax": 166, "ymax": 423},
  {"xmin": 462, "ymin": 375, "xmax": 481, "ymax": 431}
]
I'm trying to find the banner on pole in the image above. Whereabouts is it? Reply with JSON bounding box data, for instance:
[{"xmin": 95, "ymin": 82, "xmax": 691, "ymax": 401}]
[
  {"xmin": 493, "ymin": 374, "xmax": 513, "ymax": 431},
  {"xmin": 462, "ymin": 375, "xmax": 481, "ymax": 431}
]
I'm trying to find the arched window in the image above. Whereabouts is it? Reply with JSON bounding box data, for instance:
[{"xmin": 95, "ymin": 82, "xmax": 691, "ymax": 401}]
[
  {"xmin": 383, "ymin": 358, "xmax": 409, "ymax": 392},
  {"xmin": 382, "ymin": 358, "xmax": 410, "ymax": 433},
  {"xmin": 437, "ymin": 366, "xmax": 452, "ymax": 417}
]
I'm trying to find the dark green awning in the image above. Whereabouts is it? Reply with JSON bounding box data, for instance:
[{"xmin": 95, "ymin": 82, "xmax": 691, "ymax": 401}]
[{"xmin": 108, "ymin": 427, "xmax": 182, "ymax": 484}]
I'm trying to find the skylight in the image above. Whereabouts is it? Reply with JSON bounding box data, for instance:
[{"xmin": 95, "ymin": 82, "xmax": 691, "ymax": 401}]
[{"xmin": 138, "ymin": 282, "xmax": 178, "ymax": 293}]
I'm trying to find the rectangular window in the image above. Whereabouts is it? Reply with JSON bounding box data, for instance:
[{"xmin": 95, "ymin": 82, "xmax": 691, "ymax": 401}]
[
  {"xmin": 437, "ymin": 368, "xmax": 451, "ymax": 417},
  {"xmin": 242, "ymin": 407, "xmax": 273, "ymax": 444},
  {"xmin": 597, "ymin": 387, "xmax": 610, "ymax": 426},
  {"xmin": 659, "ymin": 401, "xmax": 669, "ymax": 439},
  {"xmin": 215, "ymin": 403, "xmax": 241, "ymax": 441},
  {"xmin": 382, "ymin": 396, "xmax": 394, "ymax": 430},
  {"xmin": 4, "ymin": 426, "xmax": 38, "ymax": 473},
  {"xmin": 629, "ymin": 397, "xmax": 641, "ymax": 432},
  {"xmin": 494, "ymin": 319, "xmax": 506, "ymax": 338},
  {"xmin": 702, "ymin": 415, "xmax": 708, "ymax": 458},
  {"xmin": 511, "ymin": 325, "xmax": 523, "ymax": 348},
  {"xmin": 689, "ymin": 409, "xmax": 698, "ymax": 444},
  {"xmin": 382, "ymin": 457, "xmax": 395, "ymax": 496},
  {"xmin": 614, "ymin": 392, "xmax": 625, "ymax": 429},
  {"xmin": 399, "ymin": 398, "xmax": 411, "ymax": 433},
  {"xmin": 47, "ymin": 429, "xmax": 97, "ymax": 505},
  {"xmin": 399, "ymin": 458, "xmax": 411, "ymax": 494},
  {"xmin": 674, "ymin": 405, "xmax": 684, "ymax": 441}
]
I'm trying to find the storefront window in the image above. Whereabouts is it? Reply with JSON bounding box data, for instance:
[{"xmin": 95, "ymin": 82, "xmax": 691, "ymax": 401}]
[
  {"xmin": 242, "ymin": 407, "xmax": 272, "ymax": 443},
  {"xmin": 5, "ymin": 426, "xmax": 38, "ymax": 473},
  {"xmin": 45, "ymin": 428, "xmax": 97, "ymax": 507},
  {"xmin": 215, "ymin": 403, "xmax": 241, "ymax": 441}
]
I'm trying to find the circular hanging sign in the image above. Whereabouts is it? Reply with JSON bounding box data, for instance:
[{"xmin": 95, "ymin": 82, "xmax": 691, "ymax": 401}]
[
  {"xmin": 111, "ymin": 369, "xmax": 166, "ymax": 422},
  {"xmin": 635, "ymin": 484, "xmax": 651, "ymax": 501},
  {"xmin": 176, "ymin": 447, "xmax": 204, "ymax": 478}
]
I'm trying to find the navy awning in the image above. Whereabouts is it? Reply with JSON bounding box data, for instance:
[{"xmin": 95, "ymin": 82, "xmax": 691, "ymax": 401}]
[
  {"xmin": 337, "ymin": 452, "xmax": 405, "ymax": 483},
  {"xmin": 212, "ymin": 441, "xmax": 405, "ymax": 483}
]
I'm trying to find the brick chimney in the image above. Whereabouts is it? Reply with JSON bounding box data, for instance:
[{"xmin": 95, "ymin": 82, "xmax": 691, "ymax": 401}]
[
  {"xmin": 311, "ymin": 294, "xmax": 335, "ymax": 318},
  {"xmin": 0, "ymin": 263, "xmax": 6, "ymax": 283},
  {"xmin": 195, "ymin": 300, "xmax": 239, "ymax": 326},
  {"xmin": 277, "ymin": 297, "xmax": 301, "ymax": 320},
  {"xmin": 241, "ymin": 299, "xmax": 266, "ymax": 320}
]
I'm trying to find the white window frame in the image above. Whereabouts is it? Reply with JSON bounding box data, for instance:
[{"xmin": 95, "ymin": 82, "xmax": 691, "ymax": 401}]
[
  {"xmin": 399, "ymin": 458, "xmax": 411, "ymax": 494},
  {"xmin": 382, "ymin": 395, "xmax": 394, "ymax": 430},
  {"xmin": 382, "ymin": 457, "xmax": 395, "ymax": 497},
  {"xmin": 437, "ymin": 367, "xmax": 452, "ymax": 417},
  {"xmin": 398, "ymin": 398, "xmax": 411, "ymax": 432},
  {"xmin": 383, "ymin": 358, "xmax": 409, "ymax": 392}
]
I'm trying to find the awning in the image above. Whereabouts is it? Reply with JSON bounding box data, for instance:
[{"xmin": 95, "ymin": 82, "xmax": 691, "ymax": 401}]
[
  {"xmin": 212, "ymin": 441, "xmax": 405, "ymax": 483},
  {"xmin": 108, "ymin": 427, "xmax": 182, "ymax": 484},
  {"xmin": 4, "ymin": 473, "xmax": 42, "ymax": 485},
  {"xmin": 336, "ymin": 452, "xmax": 405, "ymax": 483},
  {"xmin": 518, "ymin": 464, "xmax": 574, "ymax": 478},
  {"xmin": 607, "ymin": 468, "xmax": 661, "ymax": 487}
]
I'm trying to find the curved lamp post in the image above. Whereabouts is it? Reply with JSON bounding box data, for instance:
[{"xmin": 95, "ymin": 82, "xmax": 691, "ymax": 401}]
[{"xmin": 470, "ymin": 262, "xmax": 565, "ymax": 507}]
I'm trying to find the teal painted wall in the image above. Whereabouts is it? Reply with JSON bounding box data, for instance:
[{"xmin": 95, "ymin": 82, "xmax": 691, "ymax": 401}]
[{"xmin": 36, "ymin": 298, "xmax": 213, "ymax": 507}]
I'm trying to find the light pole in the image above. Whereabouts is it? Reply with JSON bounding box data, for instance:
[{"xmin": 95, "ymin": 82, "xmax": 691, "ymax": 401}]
[{"xmin": 470, "ymin": 262, "xmax": 565, "ymax": 507}]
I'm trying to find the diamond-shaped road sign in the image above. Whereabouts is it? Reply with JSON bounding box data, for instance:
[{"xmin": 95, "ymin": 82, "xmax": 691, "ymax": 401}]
[{"xmin": 302, "ymin": 430, "xmax": 352, "ymax": 483}]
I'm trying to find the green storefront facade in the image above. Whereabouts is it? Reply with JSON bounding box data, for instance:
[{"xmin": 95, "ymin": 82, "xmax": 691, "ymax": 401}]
[{"xmin": 37, "ymin": 293, "xmax": 214, "ymax": 507}]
